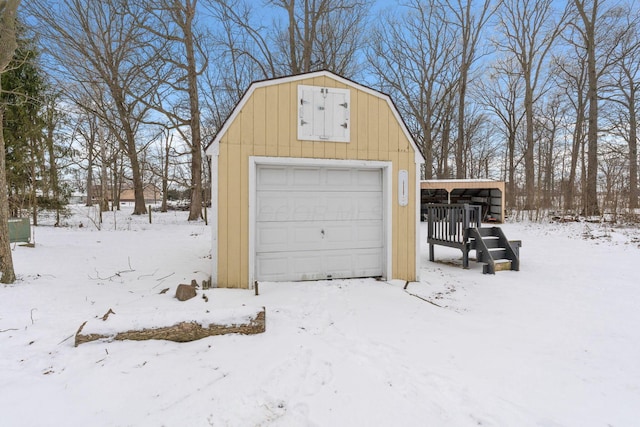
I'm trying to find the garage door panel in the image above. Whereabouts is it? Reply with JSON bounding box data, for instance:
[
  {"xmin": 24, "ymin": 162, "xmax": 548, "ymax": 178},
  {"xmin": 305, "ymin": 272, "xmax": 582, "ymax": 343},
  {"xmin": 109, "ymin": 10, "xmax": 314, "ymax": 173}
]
[
  {"xmin": 354, "ymin": 249, "xmax": 384, "ymax": 275},
  {"xmin": 256, "ymin": 225, "xmax": 288, "ymax": 248},
  {"xmin": 256, "ymin": 248, "xmax": 383, "ymax": 281},
  {"xmin": 324, "ymin": 252, "xmax": 355, "ymax": 278},
  {"xmin": 258, "ymin": 166, "xmax": 382, "ymax": 190},
  {"xmin": 256, "ymin": 252, "xmax": 324, "ymax": 282},
  {"xmin": 325, "ymin": 168, "xmax": 352, "ymax": 187},
  {"xmin": 256, "ymin": 222, "xmax": 322, "ymax": 252},
  {"xmin": 292, "ymin": 224, "xmax": 325, "ymax": 246},
  {"xmin": 258, "ymin": 192, "xmax": 382, "ymax": 222},
  {"xmin": 291, "ymin": 255, "xmax": 323, "ymax": 276},
  {"xmin": 257, "ymin": 166, "xmax": 288, "ymax": 187},
  {"xmin": 255, "ymin": 255, "xmax": 288, "ymax": 280},
  {"xmin": 256, "ymin": 220, "xmax": 382, "ymax": 252},
  {"xmin": 292, "ymin": 167, "xmax": 322, "ymax": 186},
  {"xmin": 355, "ymin": 194, "xmax": 383, "ymax": 220},
  {"xmin": 256, "ymin": 196, "xmax": 291, "ymax": 221},
  {"xmin": 323, "ymin": 224, "xmax": 354, "ymax": 243},
  {"xmin": 291, "ymin": 196, "xmax": 326, "ymax": 221},
  {"xmin": 357, "ymin": 223, "xmax": 384, "ymax": 243},
  {"xmin": 357, "ymin": 169, "xmax": 382, "ymax": 189}
]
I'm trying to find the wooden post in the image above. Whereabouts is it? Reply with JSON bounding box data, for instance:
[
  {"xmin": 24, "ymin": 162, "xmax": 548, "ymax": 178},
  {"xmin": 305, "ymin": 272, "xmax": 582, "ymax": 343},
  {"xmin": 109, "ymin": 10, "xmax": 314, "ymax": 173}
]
[
  {"xmin": 203, "ymin": 206, "xmax": 208, "ymax": 225},
  {"xmin": 148, "ymin": 205, "xmax": 152, "ymax": 224}
]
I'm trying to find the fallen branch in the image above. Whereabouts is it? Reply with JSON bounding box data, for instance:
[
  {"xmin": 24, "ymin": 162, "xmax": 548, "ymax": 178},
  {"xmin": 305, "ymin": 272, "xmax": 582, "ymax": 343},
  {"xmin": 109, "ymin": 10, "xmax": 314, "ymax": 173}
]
[
  {"xmin": 101, "ymin": 308, "xmax": 115, "ymax": 321},
  {"xmin": 152, "ymin": 272, "xmax": 175, "ymax": 288},
  {"xmin": 1, "ymin": 328, "xmax": 19, "ymax": 333},
  {"xmin": 405, "ymin": 291, "xmax": 442, "ymax": 308},
  {"xmin": 137, "ymin": 268, "xmax": 159, "ymax": 280},
  {"xmin": 58, "ymin": 334, "xmax": 74, "ymax": 345},
  {"xmin": 75, "ymin": 307, "xmax": 266, "ymax": 347},
  {"xmin": 89, "ymin": 258, "xmax": 136, "ymax": 281},
  {"xmin": 401, "ymin": 282, "xmax": 442, "ymax": 308}
]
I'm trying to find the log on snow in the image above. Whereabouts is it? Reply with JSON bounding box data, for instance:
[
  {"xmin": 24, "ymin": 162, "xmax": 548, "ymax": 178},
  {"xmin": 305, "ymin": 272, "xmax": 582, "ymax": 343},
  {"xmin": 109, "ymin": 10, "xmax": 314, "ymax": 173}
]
[{"xmin": 75, "ymin": 307, "xmax": 265, "ymax": 347}]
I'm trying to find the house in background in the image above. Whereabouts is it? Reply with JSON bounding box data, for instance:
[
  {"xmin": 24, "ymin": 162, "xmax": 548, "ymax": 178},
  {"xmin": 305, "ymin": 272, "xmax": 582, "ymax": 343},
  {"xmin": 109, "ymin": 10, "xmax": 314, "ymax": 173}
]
[
  {"xmin": 119, "ymin": 184, "xmax": 162, "ymax": 204},
  {"xmin": 90, "ymin": 183, "xmax": 162, "ymax": 205},
  {"xmin": 206, "ymin": 70, "xmax": 424, "ymax": 289}
]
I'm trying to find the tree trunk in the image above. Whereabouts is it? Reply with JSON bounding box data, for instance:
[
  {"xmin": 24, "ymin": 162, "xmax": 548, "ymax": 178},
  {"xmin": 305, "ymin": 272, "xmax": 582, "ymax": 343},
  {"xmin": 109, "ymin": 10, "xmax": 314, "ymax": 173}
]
[
  {"xmin": 575, "ymin": 0, "xmax": 600, "ymax": 217},
  {"xmin": 161, "ymin": 165, "xmax": 169, "ymax": 213},
  {"xmin": 544, "ymin": 122, "xmax": 557, "ymax": 209},
  {"xmin": 130, "ymin": 153, "xmax": 147, "ymax": 215},
  {"xmin": 628, "ymin": 90, "xmax": 638, "ymax": 210},
  {"xmin": 456, "ymin": 61, "xmax": 468, "ymax": 179},
  {"xmin": 86, "ymin": 140, "xmax": 94, "ymax": 206},
  {"xmin": 184, "ymin": 0, "xmax": 203, "ymax": 221},
  {"xmin": 45, "ymin": 110, "xmax": 60, "ymax": 225},
  {"xmin": 75, "ymin": 307, "xmax": 266, "ymax": 346},
  {"xmin": 0, "ymin": 106, "xmax": 16, "ymax": 284},
  {"xmin": 565, "ymin": 93, "xmax": 584, "ymax": 212},
  {"xmin": 523, "ymin": 78, "xmax": 535, "ymax": 210},
  {"xmin": 99, "ymin": 134, "xmax": 109, "ymax": 212},
  {"xmin": 0, "ymin": 0, "xmax": 20, "ymax": 284},
  {"xmin": 161, "ymin": 132, "xmax": 170, "ymax": 213},
  {"xmin": 30, "ymin": 143, "xmax": 38, "ymax": 226},
  {"xmin": 287, "ymin": 1, "xmax": 298, "ymax": 74},
  {"xmin": 584, "ymin": 59, "xmax": 599, "ymax": 215}
]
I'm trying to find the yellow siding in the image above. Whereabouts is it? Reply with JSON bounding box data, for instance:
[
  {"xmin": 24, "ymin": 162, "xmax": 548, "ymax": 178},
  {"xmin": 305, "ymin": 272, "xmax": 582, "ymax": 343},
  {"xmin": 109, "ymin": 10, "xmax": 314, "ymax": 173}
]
[
  {"xmin": 277, "ymin": 83, "xmax": 291, "ymax": 157},
  {"xmin": 216, "ymin": 76, "xmax": 418, "ymax": 288}
]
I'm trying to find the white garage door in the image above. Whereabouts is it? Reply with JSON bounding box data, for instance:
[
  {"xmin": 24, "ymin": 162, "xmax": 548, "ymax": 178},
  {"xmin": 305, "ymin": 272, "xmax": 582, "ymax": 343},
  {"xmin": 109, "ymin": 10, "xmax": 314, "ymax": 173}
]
[{"xmin": 256, "ymin": 165, "xmax": 384, "ymax": 281}]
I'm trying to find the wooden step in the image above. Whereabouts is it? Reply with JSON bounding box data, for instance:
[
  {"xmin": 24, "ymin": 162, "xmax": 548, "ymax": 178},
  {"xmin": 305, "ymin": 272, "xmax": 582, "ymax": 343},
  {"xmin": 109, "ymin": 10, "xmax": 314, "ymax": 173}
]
[
  {"xmin": 488, "ymin": 248, "xmax": 507, "ymax": 259},
  {"xmin": 494, "ymin": 259, "xmax": 512, "ymax": 271},
  {"xmin": 478, "ymin": 227, "xmax": 498, "ymax": 237},
  {"xmin": 481, "ymin": 236, "xmax": 501, "ymax": 249}
]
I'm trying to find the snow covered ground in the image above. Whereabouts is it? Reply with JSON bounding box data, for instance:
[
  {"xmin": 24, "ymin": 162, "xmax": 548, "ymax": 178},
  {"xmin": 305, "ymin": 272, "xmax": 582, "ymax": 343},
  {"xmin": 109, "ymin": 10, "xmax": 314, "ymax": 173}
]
[{"xmin": 1, "ymin": 205, "xmax": 639, "ymax": 426}]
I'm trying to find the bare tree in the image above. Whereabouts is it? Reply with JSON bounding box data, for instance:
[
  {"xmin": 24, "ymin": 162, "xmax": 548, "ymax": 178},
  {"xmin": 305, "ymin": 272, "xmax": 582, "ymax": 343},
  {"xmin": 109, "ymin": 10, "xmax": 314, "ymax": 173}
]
[
  {"xmin": 29, "ymin": 0, "xmax": 169, "ymax": 215},
  {"xmin": 0, "ymin": 0, "xmax": 21, "ymax": 283},
  {"xmin": 569, "ymin": 0, "xmax": 632, "ymax": 216},
  {"xmin": 442, "ymin": 0, "xmax": 496, "ymax": 179},
  {"xmin": 552, "ymin": 43, "xmax": 588, "ymax": 213},
  {"xmin": 41, "ymin": 90, "xmax": 65, "ymax": 226},
  {"xmin": 572, "ymin": 0, "xmax": 600, "ymax": 216},
  {"xmin": 603, "ymin": 9, "xmax": 640, "ymax": 210},
  {"xmin": 368, "ymin": 0, "xmax": 458, "ymax": 179},
  {"xmin": 131, "ymin": 0, "xmax": 207, "ymax": 220},
  {"xmin": 536, "ymin": 93, "xmax": 565, "ymax": 209},
  {"xmin": 269, "ymin": 0, "xmax": 369, "ymax": 76},
  {"xmin": 598, "ymin": 142, "xmax": 626, "ymax": 216},
  {"xmin": 465, "ymin": 109, "xmax": 499, "ymax": 179},
  {"xmin": 157, "ymin": 128, "xmax": 174, "ymax": 212},
  {"xmin": 494, "ymin": 0, "xmax": 567, "ymax": 210},
  {"xmin": 477, "ymin": 57, "xmax": 525, "ymax": 209},
  {"xmin": 209, "ymin": 0, "xmax": 370, "ymax": 79}
]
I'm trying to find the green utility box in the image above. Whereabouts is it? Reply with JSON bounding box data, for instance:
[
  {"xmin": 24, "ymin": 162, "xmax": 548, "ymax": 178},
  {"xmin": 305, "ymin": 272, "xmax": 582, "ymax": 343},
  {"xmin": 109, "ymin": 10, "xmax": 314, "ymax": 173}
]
[{"xmin": 8, "ymin": 218, "xmax": 31, "ymax": 243}]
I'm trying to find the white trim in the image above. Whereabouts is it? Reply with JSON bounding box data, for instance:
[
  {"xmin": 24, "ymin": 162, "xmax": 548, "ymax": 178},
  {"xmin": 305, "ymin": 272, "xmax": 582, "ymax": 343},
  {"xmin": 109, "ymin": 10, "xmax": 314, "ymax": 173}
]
[
  {"xmin": 415, "ymin": 168, "xmax": 421, "ymax": 281},
  {"xmin": 209, "ymin": 142, "xmax": 220, "ymax": 287},
  {"xmin": 383, "ymin": 163, "xmax": 393, "ymax": 281},
  {"xmin": 206, "ymin": 70, "xmax": 425, "ymax": 165},
  {"xmin": 249, "ymin": 156, "xmax": 392, "ymax": 285},
  {"xmin": 247, "ymin": 156, "xmax": 257, "ymax": 288}
]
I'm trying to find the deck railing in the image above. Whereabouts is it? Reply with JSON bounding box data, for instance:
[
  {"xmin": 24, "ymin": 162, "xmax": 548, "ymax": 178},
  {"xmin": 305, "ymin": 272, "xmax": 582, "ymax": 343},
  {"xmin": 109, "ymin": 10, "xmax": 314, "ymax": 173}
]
[
  {"xmin": 426, "ymin": 204, "xmax": 480, "ymax": 245},
  {"xmin": 426, "ymin": 203, "xmax": 481, "ymax": 268}
]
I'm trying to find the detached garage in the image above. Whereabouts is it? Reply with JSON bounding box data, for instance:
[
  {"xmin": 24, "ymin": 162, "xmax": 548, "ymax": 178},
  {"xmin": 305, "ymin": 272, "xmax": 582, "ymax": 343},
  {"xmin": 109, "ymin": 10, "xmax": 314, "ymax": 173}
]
[{"xmin": 206, "ymin": 70, "xmax": 424, "ymax": 288}]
